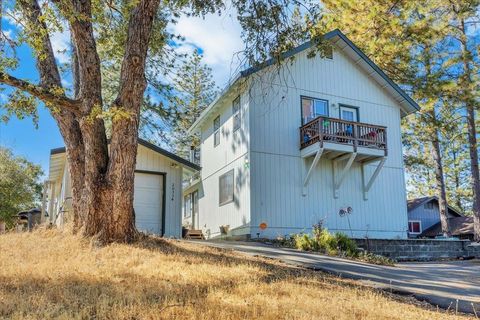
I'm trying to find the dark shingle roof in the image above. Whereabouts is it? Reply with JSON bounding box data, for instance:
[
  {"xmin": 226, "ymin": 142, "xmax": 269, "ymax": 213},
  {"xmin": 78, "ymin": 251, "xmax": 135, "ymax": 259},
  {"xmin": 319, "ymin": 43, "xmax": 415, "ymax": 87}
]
[
  {"xmin": 407, "ymin": 196, "xmax": 462, "ymax": 217},
  {"xmin": 421, "ymin": 216, "xmax": 474, "ymax": 238}
]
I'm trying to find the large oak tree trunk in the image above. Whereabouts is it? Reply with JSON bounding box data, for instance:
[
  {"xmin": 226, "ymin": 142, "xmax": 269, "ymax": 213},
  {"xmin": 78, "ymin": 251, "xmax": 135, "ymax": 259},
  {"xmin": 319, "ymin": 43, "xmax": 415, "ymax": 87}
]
[{"xmin": 13, "ymin": 0, "xmax": 160, "ymax": 243}]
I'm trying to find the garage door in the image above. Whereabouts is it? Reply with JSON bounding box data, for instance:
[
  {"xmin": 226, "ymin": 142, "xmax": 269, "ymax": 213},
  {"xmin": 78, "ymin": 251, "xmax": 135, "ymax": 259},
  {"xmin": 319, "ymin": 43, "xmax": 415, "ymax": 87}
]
[{"xmin": 133, "ymin": 172, "xmax": 164, "ymax": 235}]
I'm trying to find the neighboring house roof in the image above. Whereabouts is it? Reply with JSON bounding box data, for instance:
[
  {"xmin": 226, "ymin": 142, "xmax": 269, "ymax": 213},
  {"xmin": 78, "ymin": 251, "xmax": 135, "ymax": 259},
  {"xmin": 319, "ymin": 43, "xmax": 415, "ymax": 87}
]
[
  {"xmin": 421, "ymin": 216, "xmax": 474, "ymax": 238},
  {"xmin": 188, "ymin": 29, "xmax": 420, "ymax": 134},
  {"xmin": 407, "ymin": 196, "xmax": 463, "ymax": 217},
  {"xmin": 49, "ymin": 138, "xmax": 201, "ymax": 180}
]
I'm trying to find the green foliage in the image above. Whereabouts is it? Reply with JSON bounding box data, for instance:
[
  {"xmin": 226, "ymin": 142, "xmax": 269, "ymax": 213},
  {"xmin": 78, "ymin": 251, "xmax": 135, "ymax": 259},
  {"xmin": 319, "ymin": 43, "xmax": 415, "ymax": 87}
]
[
  {"xmin": 0, "ymin": 147, "xmax": 43, "ymax": 228},
  {"xmin": 1, "ymin": 90, "xmax": 39, "ymax": 127},
  {"xmin": 168, "ymin": 50, "xmax": 218, "ymax": 158},
  {"xmin": 294, "ymin": 226, "xmax": 359, "ymax": 258},
  {"xmin": 294, "ymin": 233, "xmax": 315, "ymax": 251},
  {"xmin": 358, "ymin": 252, "xmax": 396, "ymax": 266},
  {"xmin": 291, "ymin": 227, "xmax": 395, "ymax": 265},
  {"xmin": 335, "ymin": 232, "xmax": 358, "ymax": 258}
]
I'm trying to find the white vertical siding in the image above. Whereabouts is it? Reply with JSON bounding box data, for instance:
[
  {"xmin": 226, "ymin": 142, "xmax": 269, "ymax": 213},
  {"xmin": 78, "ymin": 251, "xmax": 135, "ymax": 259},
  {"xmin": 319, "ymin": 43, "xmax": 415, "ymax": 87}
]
[
  {"xmin": 52, "ymin": 144, "xmax": 184, "ymax": 238},
  {"xmin": 135, "ymin": 145, "xmax": 183, "ymax": 238},
  {"xmin": 197, "ymin": 86, "xmax": 251, "ymax": 238},
  {"xmin": 248, "ymin": 46, "xmax": 409, "ymax": 239}
]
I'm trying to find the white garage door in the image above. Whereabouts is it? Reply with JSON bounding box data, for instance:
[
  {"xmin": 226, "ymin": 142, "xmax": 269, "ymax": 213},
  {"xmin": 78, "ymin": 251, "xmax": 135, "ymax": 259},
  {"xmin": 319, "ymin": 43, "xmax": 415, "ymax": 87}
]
[{"xmin": 134, "ymin": 172, "xmax": 164, "ymax": 235}]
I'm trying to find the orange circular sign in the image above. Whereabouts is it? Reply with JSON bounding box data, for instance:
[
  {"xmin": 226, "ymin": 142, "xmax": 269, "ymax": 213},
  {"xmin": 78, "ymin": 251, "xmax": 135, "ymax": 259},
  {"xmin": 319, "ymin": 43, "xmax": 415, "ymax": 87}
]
[{"xmin": 259, "ymin": 222, "xmax": 268, "ymax": 230}]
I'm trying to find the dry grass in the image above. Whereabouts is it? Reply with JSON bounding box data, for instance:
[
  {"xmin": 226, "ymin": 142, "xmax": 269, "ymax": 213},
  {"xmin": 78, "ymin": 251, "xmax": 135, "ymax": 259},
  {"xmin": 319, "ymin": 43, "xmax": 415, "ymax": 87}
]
[{"xmin": 0, "ymin": 229, "xmax": 473, "ymax": 320}]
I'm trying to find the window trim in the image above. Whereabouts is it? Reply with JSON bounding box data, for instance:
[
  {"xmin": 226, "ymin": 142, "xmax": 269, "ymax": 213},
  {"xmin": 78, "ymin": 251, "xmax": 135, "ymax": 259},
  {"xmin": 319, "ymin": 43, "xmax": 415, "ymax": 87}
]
[
  {"xmin": 232, "ymin": 95, "xmax": 241, "ymax": 132},
  {"xmin": 219, "ymin": 169, "xmax": 234, "ymax": 206},
  {"xmin": 184, "ymin": 194, "xmax": 192, "ymax": 218},
  {"xmin": 408, "ymin": 220, "xmax": 422, "ymax": 234},
  {"xmin": 300, "ymin": 95, "xmax": 329, "ymax": 126},
  {"xmin": 213, "ymin": 115, "xmax": 220, "ymax": 147},
  {"xmin": 338, "ymin": 104, "xmax": 360, "ymax": 122}
]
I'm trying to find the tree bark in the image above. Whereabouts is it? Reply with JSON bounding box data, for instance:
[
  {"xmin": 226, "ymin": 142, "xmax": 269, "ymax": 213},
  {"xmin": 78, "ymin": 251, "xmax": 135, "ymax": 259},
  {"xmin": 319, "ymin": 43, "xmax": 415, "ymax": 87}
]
[
  {"xmin": 430, "ymin": 128, "xmax": 450, "ymax": 236},
  {"xmin": 7, "ymin": 0, "xmax": 161, "ymax": 243},
  {"xmin": 459, "ymin": 19, "xmax": 480, "ymax": 242},
  {"xmin": 423, "ymin": 48, "xmax": 450, "ymax": 236}
]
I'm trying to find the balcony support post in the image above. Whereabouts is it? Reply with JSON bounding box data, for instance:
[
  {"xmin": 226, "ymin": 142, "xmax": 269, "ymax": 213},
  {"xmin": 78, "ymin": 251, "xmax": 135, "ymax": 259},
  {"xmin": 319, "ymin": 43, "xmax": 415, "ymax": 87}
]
[
  {"xmin": 333, "ymin": 152, "xmax": 357, "ymax": 198},
  {"xmin": 361, "ymin": 157, "xmax": 386, "ymax": 200},
  {"xmin": 302, "ymin": 147, "xmax": 324, "ymax": 196}
]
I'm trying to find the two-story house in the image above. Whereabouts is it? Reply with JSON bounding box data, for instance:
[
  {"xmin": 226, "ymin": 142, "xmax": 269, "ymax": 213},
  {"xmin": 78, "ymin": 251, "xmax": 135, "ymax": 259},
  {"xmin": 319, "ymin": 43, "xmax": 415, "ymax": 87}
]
[{"xmin": 184, "ymin": 29, "xmax": 419, "ymax": 240}]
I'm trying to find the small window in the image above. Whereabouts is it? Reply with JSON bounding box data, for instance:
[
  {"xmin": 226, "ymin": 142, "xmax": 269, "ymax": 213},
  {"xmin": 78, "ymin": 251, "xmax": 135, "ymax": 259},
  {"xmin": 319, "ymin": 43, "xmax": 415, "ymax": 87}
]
[
  {"xmin": 408, "ymin": 221, "xmax": 421, "ymax": 234},
  {"xmin": 424, "ymin": 202, "xmax": 434, "ymax": 210},
  {"xmin": 232, "ymin": 96, "xmax": 241, "ymax": 131},
  {"xmin": 301, "ymin": 97, "xmax": 328, "ymax": 124},
  {"xmin": 213, "ymin": 116, "xmax": 220, "ymax": 147},
  {"xmin": 339, "ymin": 105, "xmax": 358, "ymax": 122},
  {"xmin": 184, "ymin": 194, "xmax": 192, "ymax": 218},
  {"xmin": 219, "ymin": 170, "xmax": 234, "ymax": 206}
]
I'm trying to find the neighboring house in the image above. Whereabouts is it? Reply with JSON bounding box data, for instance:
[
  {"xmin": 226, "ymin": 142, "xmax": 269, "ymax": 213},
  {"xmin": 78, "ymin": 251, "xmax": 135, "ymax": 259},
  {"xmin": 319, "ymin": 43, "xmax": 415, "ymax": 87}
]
[
  {"xmin": 185, "ymin": 29, "xmax": 419, "ymax": 240},
  {"xmin": 421, "ymin": 216, "xmax": 474, "ymax": 241},
  {"xmin": 46, "ymin": 139, "xmax": 200, "ymax": 237},
  {"xmin": 407, "ymin": 196, "xmax": 463, "ymax": 238}
]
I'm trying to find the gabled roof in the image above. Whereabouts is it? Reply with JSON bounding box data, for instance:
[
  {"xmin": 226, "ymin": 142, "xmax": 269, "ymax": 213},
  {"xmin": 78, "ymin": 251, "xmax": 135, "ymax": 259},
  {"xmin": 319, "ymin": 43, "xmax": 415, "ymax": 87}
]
[
  {"xmin": 189, "ymin": 29, "xmax": 420, "ymax": 133},
  {"xmin": 49, "ymin": 138, "xmax": 200, "ymax": 182},
  {"xmin": 407, "ymin": 196, "xmax": 463, "ymax": 217},
  {"xmin": 421, "ymin": 216, "xmax": 474, "ymax": 238}
]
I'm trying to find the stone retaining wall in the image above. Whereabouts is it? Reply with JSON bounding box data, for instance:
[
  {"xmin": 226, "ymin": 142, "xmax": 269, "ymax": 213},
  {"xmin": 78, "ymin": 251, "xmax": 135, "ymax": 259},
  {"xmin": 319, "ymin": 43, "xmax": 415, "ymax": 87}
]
[{"xmin": 354, "ymin": 238, "xmax": 480, "ymax": 261}]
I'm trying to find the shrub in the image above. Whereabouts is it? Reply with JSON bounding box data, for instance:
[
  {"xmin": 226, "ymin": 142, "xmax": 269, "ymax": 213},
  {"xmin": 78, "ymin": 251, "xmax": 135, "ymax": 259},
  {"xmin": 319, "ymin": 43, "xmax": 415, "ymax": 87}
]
[
  {"xmin": 334, "ymin": 233, "xmax": 359, "ymax": 258},
  {"xmin": 294, "ymin": 233, "xmax": 315, "ymax": 251},
  {"xmin": 317, "ymin": 229, "xmax": 338, "ymax": 255},
  {"xmin": 358, "ymin": 251, "xmax": 396, "ymax": 266},
  {"xmin": 291, "ymin": 227, "xmax": 393, "ymax": 266}
]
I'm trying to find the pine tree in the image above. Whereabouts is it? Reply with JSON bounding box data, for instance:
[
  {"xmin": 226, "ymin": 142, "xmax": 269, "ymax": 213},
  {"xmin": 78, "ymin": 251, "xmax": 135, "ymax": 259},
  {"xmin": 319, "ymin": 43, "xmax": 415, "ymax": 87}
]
[
  {"xmin": 443, "ymin": 0, "xmax": 480, "ymax": 240},
  {"xmin": 169, "ymin": 50, "xmax": 218, "ymax": 159}
]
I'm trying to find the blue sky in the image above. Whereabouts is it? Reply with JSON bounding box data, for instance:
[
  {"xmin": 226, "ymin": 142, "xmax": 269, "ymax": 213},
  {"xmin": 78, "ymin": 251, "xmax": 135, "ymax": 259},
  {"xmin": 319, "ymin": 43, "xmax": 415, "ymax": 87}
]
[{"xmin": 0, "ymin": 10, "xmax": 243, "ymax": 177}]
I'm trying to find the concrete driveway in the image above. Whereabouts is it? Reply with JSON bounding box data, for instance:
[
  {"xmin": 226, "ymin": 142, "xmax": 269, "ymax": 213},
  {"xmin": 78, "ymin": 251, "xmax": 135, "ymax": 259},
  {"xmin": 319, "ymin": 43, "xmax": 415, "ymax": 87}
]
[{"xmin": 192, "ymin": 240, "xmax": 480, "ymax": 314}]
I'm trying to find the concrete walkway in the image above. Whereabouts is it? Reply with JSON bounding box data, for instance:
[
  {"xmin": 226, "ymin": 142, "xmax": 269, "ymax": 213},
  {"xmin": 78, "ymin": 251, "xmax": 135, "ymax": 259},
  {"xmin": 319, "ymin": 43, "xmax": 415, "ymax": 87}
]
[{"xmin": 191, "ymin": 240, "xmax": 480, "ymax": 314}]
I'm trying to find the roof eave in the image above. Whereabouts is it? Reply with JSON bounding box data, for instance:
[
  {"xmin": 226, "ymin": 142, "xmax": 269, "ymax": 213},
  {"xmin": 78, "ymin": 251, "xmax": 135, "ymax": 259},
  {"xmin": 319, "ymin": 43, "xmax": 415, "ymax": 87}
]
[{"xmin": 49, "ymin": 138, "xmax": 201, "ymax": 173}]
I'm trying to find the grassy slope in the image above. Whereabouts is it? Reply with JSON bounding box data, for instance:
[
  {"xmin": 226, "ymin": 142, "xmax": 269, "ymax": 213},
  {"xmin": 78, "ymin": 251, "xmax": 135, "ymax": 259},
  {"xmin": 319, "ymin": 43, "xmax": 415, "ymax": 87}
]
[{"xmin": 0, "ymin": 229, "xmax": 472, "ymax": 320}]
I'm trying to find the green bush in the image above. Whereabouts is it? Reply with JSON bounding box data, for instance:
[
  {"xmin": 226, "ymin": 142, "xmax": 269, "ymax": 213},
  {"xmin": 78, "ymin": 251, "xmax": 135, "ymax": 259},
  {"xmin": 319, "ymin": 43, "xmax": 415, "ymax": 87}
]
[
  {"xmin": 290, "ymin": 226, "xmax": 393, "ymax": 266},
  {"xmin": 358, "ymin": 251, "xmax": 396, "ymax": 266},
  {"xmin": 294, "ymin": 233, "xmax": 315, "ymax": 251},
  {"xmin": 293, "ymin": 228, "xmax": 359, "ymax": 258},
  {"xmin": 317, "ymin": 229, "xmax": 338, "ymax": 255},
  {"xmin": 334, "ymin": 232, "xmax": 359, "ymax": 258}
]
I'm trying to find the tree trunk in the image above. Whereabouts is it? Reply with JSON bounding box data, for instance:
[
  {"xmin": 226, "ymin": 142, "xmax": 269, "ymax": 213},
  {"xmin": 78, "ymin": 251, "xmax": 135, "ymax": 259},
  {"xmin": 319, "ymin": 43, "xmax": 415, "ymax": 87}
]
[
  {"xmin": 8, "ymin": 0, "xmax": 160, "ymax": 243},
  {"xmin": 466, "ymin": 103, "xmax": 480, "ymax": 241},
  {"xmin": 430, "ymin": 129, "xmax": 450, "ymax": 236},
  {"xmin": 460, "ymin": 20, "xmax": 480, "ymax": 242}
]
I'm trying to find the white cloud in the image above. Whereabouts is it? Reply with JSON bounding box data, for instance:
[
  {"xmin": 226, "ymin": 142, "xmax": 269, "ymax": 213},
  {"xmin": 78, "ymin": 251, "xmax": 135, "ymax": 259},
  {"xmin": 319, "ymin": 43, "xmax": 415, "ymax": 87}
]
[
  {"xmin": 171, "ymin": 8, "xmax": 245, "ymax": 87},
  {"xmin": 50, "ymin": 29, "xmax": 71, "ymax": 64}
]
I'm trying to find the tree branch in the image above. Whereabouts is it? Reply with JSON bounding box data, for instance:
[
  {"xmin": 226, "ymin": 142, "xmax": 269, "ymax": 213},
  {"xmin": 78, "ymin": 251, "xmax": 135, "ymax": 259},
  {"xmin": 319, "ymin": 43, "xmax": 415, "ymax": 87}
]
[{"xmin": 0, "ymin": 72, "xmax": 81, "ymax": 113}]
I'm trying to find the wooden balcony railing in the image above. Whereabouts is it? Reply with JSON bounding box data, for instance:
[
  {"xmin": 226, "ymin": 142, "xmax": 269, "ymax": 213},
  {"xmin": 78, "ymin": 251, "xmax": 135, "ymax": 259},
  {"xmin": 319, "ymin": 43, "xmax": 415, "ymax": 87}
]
[{"xmin": 300, "ymin": 116, "xmax": 387, "ymax": 155}]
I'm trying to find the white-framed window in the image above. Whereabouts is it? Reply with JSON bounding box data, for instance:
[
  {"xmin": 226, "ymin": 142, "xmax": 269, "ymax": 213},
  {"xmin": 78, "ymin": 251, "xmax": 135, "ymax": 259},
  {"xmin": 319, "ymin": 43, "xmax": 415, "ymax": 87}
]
[
  {"xmin": 232, "ymin": 96, "xmax": 241, "ymax": 131},
  {"xmin": 424, "ymin": 202, "xmax": 434, "ymax": 210},
  {"xmin": 339, "ymin": 105, "xmax": 359, "ymax": 122},
  {"xmin": 408, "ymin": 221, "xmax": 422, "ymax": 234},
  {"xmin": 184, "ymin": 194, "xmax": 192, "ymax": 218},
  {"xmin": 301, "ymin": 96, "xmax": 328, "ymax": 124},
  {"xmin": 219, "ymin": 169, "xmax": 234, "ymax": 206},
  {"xmin": 213, "ymin": 116, "xmax": 220, "ymax": 147}
]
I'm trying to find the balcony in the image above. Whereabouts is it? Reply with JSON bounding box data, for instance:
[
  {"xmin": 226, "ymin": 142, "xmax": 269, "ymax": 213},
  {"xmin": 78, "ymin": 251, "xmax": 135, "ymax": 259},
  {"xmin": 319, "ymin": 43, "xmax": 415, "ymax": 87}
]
[
  {"xmin": 299, "ymin": 116, "xmax": 388, "ymax": 199},
  {"xmin": 300, "ymin": 116, "xmax": 387, "ymax": 161}
]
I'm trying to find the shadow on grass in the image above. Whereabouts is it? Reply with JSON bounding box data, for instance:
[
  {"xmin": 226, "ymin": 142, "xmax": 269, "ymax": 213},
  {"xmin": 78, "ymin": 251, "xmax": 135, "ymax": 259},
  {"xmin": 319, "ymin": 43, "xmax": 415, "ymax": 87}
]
[{"xmin": 0, "ymin": 234, "xmax": 447, "ymax": 319}]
